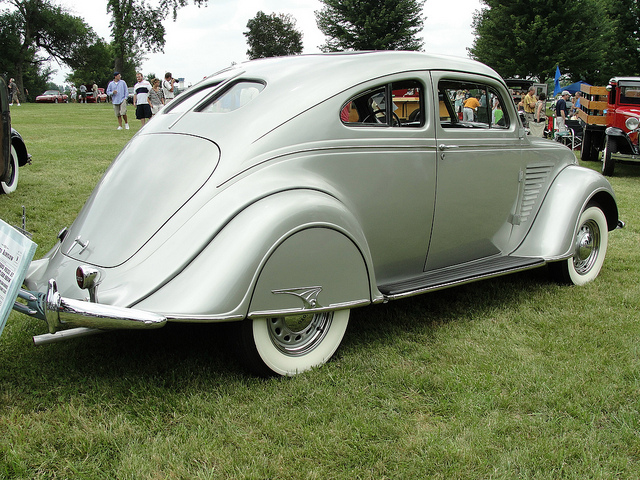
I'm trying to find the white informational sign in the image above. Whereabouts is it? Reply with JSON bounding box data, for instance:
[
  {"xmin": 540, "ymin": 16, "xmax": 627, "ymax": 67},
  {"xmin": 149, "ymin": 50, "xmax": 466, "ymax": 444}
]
[{"xmin": 0, "ymin": 219, "xmax": 37, "ymax": 337}]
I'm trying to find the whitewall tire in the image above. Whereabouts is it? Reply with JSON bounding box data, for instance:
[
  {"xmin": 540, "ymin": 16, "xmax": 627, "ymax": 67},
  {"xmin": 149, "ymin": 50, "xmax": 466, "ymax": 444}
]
[
  {"xmin": 550, "ymin": 204, "xmax": 608, "ymax": 286},
  {"xmin": 241, "ymin": 310, "xmax": 350, "ymax": 376},
  {"xmin": 0, "ymin": 145, "xmax": 19, "ymax": 194}
]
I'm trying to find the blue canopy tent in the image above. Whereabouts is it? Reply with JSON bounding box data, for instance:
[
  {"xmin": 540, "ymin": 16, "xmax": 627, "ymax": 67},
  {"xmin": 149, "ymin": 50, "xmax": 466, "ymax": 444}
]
[{"xmin": 560, "ymin": 80, "xmax": 591, "ymax": 95}]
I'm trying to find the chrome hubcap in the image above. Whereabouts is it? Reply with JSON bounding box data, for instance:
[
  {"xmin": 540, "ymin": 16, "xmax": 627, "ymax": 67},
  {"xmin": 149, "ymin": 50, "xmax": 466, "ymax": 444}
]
[
  {"xmin": 573, "ymin": 219, "xmax": 600, "ymax": 275},
  {"xmin": 267, "ymin": 312, "xmax": 333, "ymax": 356}
]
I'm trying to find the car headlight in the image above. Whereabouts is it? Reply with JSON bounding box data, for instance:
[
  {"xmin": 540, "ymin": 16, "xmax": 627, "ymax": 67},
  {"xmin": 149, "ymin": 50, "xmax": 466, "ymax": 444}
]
[{"xmin": 625, "ymin": 117, "xmax": 639, "ymax": 131}]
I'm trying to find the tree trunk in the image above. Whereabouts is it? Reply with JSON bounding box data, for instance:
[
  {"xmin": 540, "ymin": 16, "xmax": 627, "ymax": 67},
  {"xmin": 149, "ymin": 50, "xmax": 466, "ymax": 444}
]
[{"xmin": 114, "ymin": 56, "xmax": 124, "ymax": 74}]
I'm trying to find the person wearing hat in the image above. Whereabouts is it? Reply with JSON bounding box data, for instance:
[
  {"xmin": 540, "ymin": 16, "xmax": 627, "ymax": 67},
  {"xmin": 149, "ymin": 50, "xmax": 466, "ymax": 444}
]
[
  {"xmin": 105, "ymin": 72, "xmax": 130, "ymax": 130},
  {"xmin": 555, "ymin": 90, "xmax": 571, "ymax": 132}
]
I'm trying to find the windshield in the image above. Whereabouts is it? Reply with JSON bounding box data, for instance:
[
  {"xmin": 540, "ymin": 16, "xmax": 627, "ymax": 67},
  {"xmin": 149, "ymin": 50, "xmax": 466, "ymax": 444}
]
[{"xmin": 619, "ymin": 82, "xmax": 640, "ymax": 105}]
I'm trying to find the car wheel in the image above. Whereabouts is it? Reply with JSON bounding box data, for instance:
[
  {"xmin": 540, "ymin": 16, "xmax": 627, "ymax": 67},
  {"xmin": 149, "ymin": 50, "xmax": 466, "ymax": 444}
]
[
  {"xmin": 240, "ymin": 310, "xmax": 350, "ymax": 376},
  {"xmin": 1, "ymin": 145, "xmax": 19, "ymax": 194},
  {"xmin": 549, "ymin": 203, "xmax": 608, "ymax": 286},
  {"xmin": 602, "ymin": 136, "xmax": 616, "ymax": 176}
]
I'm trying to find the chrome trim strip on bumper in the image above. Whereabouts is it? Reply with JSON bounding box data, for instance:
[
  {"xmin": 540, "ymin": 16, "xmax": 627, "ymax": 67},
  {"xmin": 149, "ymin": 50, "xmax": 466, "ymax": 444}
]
[{"xmin": 14, "ymin": 279, "xmax": 167, "ymax": 334}]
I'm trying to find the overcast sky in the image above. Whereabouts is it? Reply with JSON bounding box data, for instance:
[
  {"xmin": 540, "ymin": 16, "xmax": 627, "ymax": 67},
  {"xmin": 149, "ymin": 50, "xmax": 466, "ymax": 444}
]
[{"xmin": 51, "ymin": 0, "xmax": 483, "ymax": 86}]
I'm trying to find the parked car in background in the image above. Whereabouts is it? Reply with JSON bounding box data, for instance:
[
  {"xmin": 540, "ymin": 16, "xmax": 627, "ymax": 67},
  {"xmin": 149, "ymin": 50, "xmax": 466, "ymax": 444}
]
[
  {"xmin": 35, "ymin": 90, "xmax": 68, "ymax": 103},
  {"xmin": 127, "ymin": 87, "xmax": 134, "ymax": 104},
  {"xmin": 86, "ymin": 87, "xmax": 107, "ymax": 103},
  {"xmin": 1, "ymin": 77, "xmax": 31, "ymax": 193},
  {"xmin": 11, "ymin": 52, "xmax": 619, "ymax": 376}
]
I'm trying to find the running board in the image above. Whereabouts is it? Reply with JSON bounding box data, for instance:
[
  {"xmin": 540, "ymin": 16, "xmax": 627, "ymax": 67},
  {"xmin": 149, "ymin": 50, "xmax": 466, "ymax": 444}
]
[{"xmin": 379, "ymin": 256, "xmax": 546, "ymax": 300}]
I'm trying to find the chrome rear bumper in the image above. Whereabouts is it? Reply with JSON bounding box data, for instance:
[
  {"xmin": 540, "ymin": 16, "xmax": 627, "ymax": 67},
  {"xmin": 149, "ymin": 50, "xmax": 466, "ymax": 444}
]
[{"xmin": 14, "ymin": 279, "xmax": 167, "ymax": 335}]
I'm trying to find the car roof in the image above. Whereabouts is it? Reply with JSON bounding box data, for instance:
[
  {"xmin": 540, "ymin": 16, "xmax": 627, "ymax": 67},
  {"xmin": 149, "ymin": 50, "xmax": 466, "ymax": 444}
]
[
  {"xmin": 208, "ymin": 51, "xmax": 502, "ymax": 93},
  {"xmin": 162, "ymin": 52, "xmax": 506, "ymax": 162}
]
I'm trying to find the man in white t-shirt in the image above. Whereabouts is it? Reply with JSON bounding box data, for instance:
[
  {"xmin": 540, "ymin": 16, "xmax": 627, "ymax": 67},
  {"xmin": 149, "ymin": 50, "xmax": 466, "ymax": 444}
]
[
  {"xmin": 162, "ymin": 72, "xmax": 176, "ymax": 103},
  {"xmin": 133, "ymin": 72, "xmax": 153, "ymax": 126}
]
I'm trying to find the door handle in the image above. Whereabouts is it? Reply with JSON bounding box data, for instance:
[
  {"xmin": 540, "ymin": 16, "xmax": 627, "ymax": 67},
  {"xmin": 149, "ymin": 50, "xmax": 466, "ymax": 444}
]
[{"xmin": 438, "ymin": 144, "xmax": 459, "ymax": 159}]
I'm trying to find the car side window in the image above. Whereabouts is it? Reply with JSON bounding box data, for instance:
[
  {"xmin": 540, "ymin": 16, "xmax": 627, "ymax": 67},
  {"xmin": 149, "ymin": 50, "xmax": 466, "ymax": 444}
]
[
  {"xmin": 439, "ymin": 80, "xmax": 510, "ymax": 129},
  {"xmin": 341, "ymin": 80, "xmax": 424, "ymax": 127}
]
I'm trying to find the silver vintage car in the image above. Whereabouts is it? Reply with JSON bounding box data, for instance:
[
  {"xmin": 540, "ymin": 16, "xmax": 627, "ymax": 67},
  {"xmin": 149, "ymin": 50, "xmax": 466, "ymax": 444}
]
[{"xmin": 14, "ymin": 52, "xmax": 618, "ymax": 376}]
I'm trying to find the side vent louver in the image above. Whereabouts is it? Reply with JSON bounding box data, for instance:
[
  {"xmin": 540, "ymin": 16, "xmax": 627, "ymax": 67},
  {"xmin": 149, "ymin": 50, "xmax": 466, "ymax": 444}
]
[{"xmin": 513, "ymin": 164, "xmax": 553, "ymax": 225}]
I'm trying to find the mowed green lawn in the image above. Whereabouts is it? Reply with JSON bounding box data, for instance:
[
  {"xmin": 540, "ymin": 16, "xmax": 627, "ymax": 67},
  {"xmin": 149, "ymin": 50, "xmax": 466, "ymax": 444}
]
[{"xmin": 1, "ymin": 103, "xmax": 640, "ymax": 479}]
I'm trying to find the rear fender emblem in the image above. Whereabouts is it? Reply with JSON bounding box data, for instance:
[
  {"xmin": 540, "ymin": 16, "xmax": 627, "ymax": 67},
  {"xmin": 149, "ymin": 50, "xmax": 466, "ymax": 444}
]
[{"xmin": 272, "ymin": 286, "xmax": 323, "ymax": 309}]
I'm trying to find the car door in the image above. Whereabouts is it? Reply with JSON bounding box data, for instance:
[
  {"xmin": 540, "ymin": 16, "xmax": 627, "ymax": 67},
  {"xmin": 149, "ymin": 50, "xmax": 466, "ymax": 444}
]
[
  {"xmin": 337, "ymin": 77, "xmax": 438, "ymax": 284},
  {"xmin": 425, "ymin": 72, "xmax": 526, "ymax": 271},
  {"xmin": 0, "ymin": 77, "xmax": 10, "ymax": 184}
]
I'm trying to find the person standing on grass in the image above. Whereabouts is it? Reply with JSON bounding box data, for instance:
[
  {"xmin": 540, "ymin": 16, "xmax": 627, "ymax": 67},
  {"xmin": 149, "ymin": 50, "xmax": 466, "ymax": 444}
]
[
  {"xmin": 8, "ymin": 78, "xmax": 20, "ymax": 106},
  {"xmin": 162, "ymin": 72, "xmax": 176, "ymax": 103},
  {"xmin": 105, "ymin": 72, "xmax": 129, "ymax": 130},
  {"xmin": 133, "ymin": 72, "xmax": 152, "ymax": 127},
  {"xmin": 148, "ymin": 78, "xmax": 164, "ymax": 116},
  {"xmin": 79, "ymin": 84, "xmax": 87, "ymax": 103}
]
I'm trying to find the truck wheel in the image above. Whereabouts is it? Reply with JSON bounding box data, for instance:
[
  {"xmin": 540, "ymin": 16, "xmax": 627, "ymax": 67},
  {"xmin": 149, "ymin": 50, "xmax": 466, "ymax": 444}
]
[
  {"xmin": 602, "ymin": 136, "xmax": 616, "ymax": 176},
  {"xmin": 581, "ymin": 130, "xmax": 595, "ymax": 161}
]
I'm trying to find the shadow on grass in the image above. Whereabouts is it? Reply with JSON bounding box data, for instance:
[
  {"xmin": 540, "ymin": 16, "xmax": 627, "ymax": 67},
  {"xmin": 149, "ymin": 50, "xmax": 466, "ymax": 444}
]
[
  {"xmin": 579, "ymin": 157, "xmax": 640, "ymax": 178},
  {"xmin": 1, "ymin": 265, "xmax": 556, "ymax": 403},
  {"xmin": 345, "ymin": 266, "xmax": 553, "ymax": 348}
]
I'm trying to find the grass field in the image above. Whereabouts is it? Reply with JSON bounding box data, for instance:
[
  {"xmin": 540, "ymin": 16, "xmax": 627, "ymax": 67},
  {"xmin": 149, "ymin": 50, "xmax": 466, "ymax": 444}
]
[{"xmin": 1, "ymin": 103, "xmax": 639, "ymax": 479}]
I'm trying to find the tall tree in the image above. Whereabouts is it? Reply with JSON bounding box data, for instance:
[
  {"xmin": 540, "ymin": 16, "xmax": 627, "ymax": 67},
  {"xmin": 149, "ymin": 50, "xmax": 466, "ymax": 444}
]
[
  {"xmin": 0, "ymin": 0, "xmax": 94, "ymax": 101},
  {"xmin": 66, "ymin": 40, "xmax": 126, "ymax": 90},
  {"xmin": 315, "ymin": 0, "xmax": 425, "ymax": 52},
  {"xmin": 244, "ymin": 11, "xmax": 303, "ymax": 60},
  {"xmin": 602, "ymin": 0, "xmax": 640, "ymax": 77},
  {"xmin": 469, "ymin": 0, "xmax": 610, "ymax": 85},
  {"xmin": 107, "ymin": 0, "xmax": 207, "ymax": 74},
  {"xmin": 0, "ymin": 10, "xmax": 49, "ymax": 99}
]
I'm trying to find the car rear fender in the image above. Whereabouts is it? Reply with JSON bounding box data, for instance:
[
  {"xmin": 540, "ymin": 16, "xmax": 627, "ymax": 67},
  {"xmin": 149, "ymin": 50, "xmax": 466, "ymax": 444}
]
[
  {"xmin": 134, "ymin": 189, "xmax": 378, "ymax": 320},
  {"xmin": 511, "ymin": 165, "xmax": 618, "ymax": 260},
  {"xmin": 10, "ymin": 131, "xmax": 29, "ymax": 166},
  {"xmin": 248, "ymin": 226, "xmax": 372, "ymax": 318}
]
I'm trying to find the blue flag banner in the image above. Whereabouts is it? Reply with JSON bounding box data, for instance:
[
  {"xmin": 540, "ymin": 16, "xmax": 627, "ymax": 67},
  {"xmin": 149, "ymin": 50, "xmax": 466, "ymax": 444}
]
[
  {"xmin": 0, "ymin": 219, "xmax": 37, "ymax": 337},
  {"xmin": 554, "ymin": 65, "xmax": 562, "ymax": 97}
]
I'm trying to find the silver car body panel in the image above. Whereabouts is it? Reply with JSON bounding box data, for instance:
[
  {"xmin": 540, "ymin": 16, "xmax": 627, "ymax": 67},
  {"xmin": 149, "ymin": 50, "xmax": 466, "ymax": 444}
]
[{"xmin": 19, "ymin": 52, "xmax": 618, "ymax": 333}]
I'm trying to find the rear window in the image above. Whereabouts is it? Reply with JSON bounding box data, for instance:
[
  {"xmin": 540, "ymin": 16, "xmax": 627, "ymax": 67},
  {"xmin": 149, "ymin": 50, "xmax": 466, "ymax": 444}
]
[
  {"xmin": 198, "ymin": 81, "xmax": 265, "ymax": 113},
  {"xmin": 165, "ymin": 83, "xmax": 220, "ymax": 114}
]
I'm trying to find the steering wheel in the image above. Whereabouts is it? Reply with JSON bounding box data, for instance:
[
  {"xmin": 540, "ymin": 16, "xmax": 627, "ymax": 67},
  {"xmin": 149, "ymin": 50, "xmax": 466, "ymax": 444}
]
[{"xmin": 363, "ymin": 109, "xmax": 401, "ymax": 126}]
